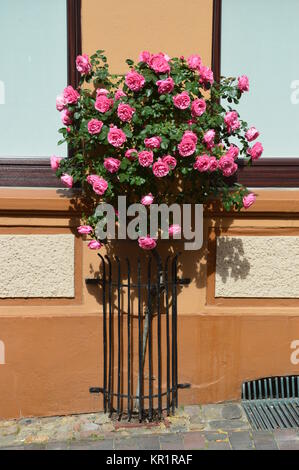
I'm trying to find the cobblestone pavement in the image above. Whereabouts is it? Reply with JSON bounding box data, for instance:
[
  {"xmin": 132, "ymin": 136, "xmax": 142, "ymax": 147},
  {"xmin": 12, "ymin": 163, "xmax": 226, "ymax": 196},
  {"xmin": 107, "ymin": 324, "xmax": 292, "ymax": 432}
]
[{"xmin": 0, "ymin": 403, "xmax": 299, "ymax": 450}]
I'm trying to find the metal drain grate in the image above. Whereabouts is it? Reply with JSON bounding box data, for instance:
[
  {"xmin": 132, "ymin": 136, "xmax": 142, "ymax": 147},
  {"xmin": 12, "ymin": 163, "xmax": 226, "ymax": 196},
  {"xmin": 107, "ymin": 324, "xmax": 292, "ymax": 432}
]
[{"xmin": 242, "ymin": 376, "xmax": 299, "ymax": 430}]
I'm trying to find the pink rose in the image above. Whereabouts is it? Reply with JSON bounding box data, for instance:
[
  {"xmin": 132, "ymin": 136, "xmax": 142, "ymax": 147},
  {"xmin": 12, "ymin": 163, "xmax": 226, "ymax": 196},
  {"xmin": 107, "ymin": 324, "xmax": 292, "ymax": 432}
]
[
  {"xmin": 96, "ymin": 88, "xmax": 109, "ymax": 96},
  {"xmin": 88, "ymin": 119, "xmax": 103, "ymax": 135},
  {"xmin": 226, "ymin": 145, "xmax": 239, "ymax": 160},
  {"xmin": 243, "ymin": 193, "xmax": 256, "ymax": 209},
  {"xmin": 191, "ymin": 98, "xmax": 206, "ymax": 117},
  {"xmin": 156, "ymin": 77, "xmax": 174, "ymax": 94},
  {"xmin": 138, "ymin": 150, "xmax": 154, "ymax": 167},
  {"xmin": 144, "ymin": 136, "xmax": 162, "ymax": 149},
  {"xmin": 61, "ymin": 173, "xmax": 73, "ymax": 188},
  {"xmin": 238, "ymin": 75, "xmax": 249, "ymax": 92},
  {"xmin": 139, "ymin": 51, "xmax": 151, "ymax": 64},
  {"xmin": 193, "ymin": 155, "xmax": 211, "ymax": 172},
  {"xmin": 187, "ymin": 54, "xmax": 202, "ymax": 70},
  {"xmin": 104, "ymin": 157, "xmax": 121, "ymax": 173},
  {"xmin": 203, "ymin": 129, "xmax": 216, "ymax": 148},
  {"xmin": 245, "ymin": 126, "xmax": 259, "ymax": 142},
  {"xmin": 115, "ymin": 89, "xmax": 127, "ymax": 100},
  {"xmin": 152, "ymin": 159, "xmax": 169, "ymax": 178},
  {"xmin": 117, "ymin": 103, "xmax": 135, "ymax": 122},
  {"xmin": 224, "ymin": 111, "xmax": 240, "ymax": 133},
  {"xmin": 182, "ymin": 130, "xmax": 198, "ymax": 144},
  {"xmin": 107, "ymin": 126, "xmax": 127, "ymax": 148},
  {"xmin": 77, "ymin": 225, "xmax": 93, "ymax": 235},
  {"xmin": 149, "ymin": 53, "xmax": 170, "ymax": 74},
  {"xmin": 141, "ymin": 193, "xmax": 154, "ymax": 206},
  {"xmin": 247, "ymin": 142, "xmax": 263, "ymax": 160},
  {"xmin": 92, "ymin": 177, "xmax": 109, "ymax": 195},
  {"xmin": 88, "ymin": 240, "xmax": 102, "ymax": 250},
  {"xmin": 125, "ymin": 148, "xmax": 138, "ymax": 160},
  {"xmin": 56, "ymin": 94, "xmax": 66, "ymax": 111},
  {"xmin": 209, "ymin": 156, "xmax": 218, "ymax": 172},
  {"xmin": 173, "ymin": 91, "xmax": 191, "ymax": 110},
  {"xmin": 125, "ymin": 70, "xmax": 145, "ymax": 91},
  {"xmin": 218, "ymin": 155, "xmax": 238, "ymax": 177},
  {"xmin": 63, "ymin": 85, "xmax": 80, "ymax": 105},
  {"xmin": 169, "ymin": 224, "xmax": 181, "ymax": 237},
  {"xmin": 199, "ymin": 65, "xmax": 214, "ymax": 86},
  {"xmin": 138, "ymin": 236, "xmax": 157, "ymax": 250},
  {"xmin": 87, "ymin": 174, "xmax": 101, "ymax": 185},
  {"xmin": 50, "ymin": 155, "xmax": 62, "ymax": 170},
  {"xmin": 95, "ymin": 95, "xmax": 113, "ymax": 113},
  {"xmin": 76, "ymin": 54, "xmax": 92, "ymax": 75},
  {"xmin": 178, "ymin": 137, "xmax": 196, "ymax": 157},
  {"xmin": 162, "ymin": 155, "xmax": 177, "ymax": 170},
  {"xmin": 61, "ymin": 109, "xmax": 72, "ymax": 126}
]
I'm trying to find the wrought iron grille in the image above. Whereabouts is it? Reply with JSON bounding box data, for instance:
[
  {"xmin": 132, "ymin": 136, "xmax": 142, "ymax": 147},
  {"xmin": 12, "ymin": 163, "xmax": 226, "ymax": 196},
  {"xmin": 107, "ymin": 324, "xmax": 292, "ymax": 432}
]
[
  {"xmin": 86, "ymin": 252, "xmax": 190, "ymax": 422},
  {"xmin": 242, "ymin": 376, "xmax": 299, "ymax": 430}
]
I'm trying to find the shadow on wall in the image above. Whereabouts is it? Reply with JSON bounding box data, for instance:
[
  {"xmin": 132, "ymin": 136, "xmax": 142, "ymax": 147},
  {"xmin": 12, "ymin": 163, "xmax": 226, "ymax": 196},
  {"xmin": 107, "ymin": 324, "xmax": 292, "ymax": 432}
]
[{"xmin": 216, "ymin": 236, "xmax": 251, "ymax": 284}]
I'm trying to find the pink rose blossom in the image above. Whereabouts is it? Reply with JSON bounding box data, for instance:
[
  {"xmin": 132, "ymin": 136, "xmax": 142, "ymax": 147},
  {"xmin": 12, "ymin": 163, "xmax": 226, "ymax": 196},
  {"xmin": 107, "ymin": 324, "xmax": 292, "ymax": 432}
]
[
  {"xmin": 194, "ymin": 155, "xmax": 211, "ymax": 172},
  {"xmin": 138, "ymin": 150, "xmax": 154, "ymax": 167},
  {"xmin": 115, "ymin": 89, "xmax": 127, "ymax": 100},
  {"xmin": 199, "ymin": 65, "xmax": 214, "ymax": 86},
  {"xmin": 138, "ymin": 50, "xmax": 151, "ymax": 64},
  {"xmin": 203, "ymin": 129, "xmax": 216, "ymax": 149},
  {"xmin": 238, "ymin": 75, "xmax": 249, "ymax": 92},
  {"xmin": 245, "ymin": 126, "xmax": 259, "ymax": 142},
  {"xmin": 247, "ymin": 142, "xmax": 263, "ymax": 160},
  {"xmin": 56, "ymin": 94, "xmax": 66, "ymax": 111},
  {"xmin": 88, "ymin": 240, "xmax": 102, "ymax": 250},
  {"xmin": 152, "ymin": 159, "xmax": 170, "ymax": 178},
  {"xmin": 125, "ymin": 70, "xmax": 146, "ymax": 91},
  {"xmin": 50, "ymin": 155, "xmax": 62, "ymax": 170},
  {"xmin": 76, "ymin": 54, "xmax": 92, "ymax": 75},
  {"xmin": 218, "ymin": 155, "xmax": 238, "ymax": 177},
  {"xmin": 141, "ymin": 193, "xmax": 154, "ymax": 206},
  {"xmin": 149, "ymin": 53, "xmax": 170, "ymax": 74},
  {"xmin": 209, "ymin": 156, "xmax": 218, "ymax": 172},
  {"xmin": 169, "ymin": 224, "xmax": 182, "ymax": 237},
  {"xmin": 61, "ymin": 173, "xmax": 73, "ymax": 188},
  {"xmin": 104, "ymin": 157, "xmax": 121, "ymax": 173},
  {"xmin": 117, "ymin": 103, "xmax": 135, "ymax": 122},
  {"xmin": 96, "ymin": 88, "xmax": 109, "ymax": 96},
  {"xmin": 182, "ymin": 130, "xmax": 198, "ymax": 144},
  {"xmin": 156, "ymin": 77, "xmax": 174, "ymax": 94},
  {"xmin": 125, "ymin": 149, "xmax": 138, "ymax": 160},
  {"xmin": 61, "ymin": 109, "xmax": 72, "ymax": 126},
  {"xmin": 226, "ymin": 145, "xmax": 239, "ymax": 160},
  {"xmin": 191, "ymin": 98, "xmax": 206, "ymax": 117},
  {"xmin": 92, "ymin": 177, "xmax": 109, "ymax": 195},
  {"xmin": 95, "ymin": 95, "xmax": 113, "ymax": 113},
  {"xmin": 173, "ymin": 91, "xmax": 191, "ymax": 110},
  {"xmin": 162, "ymin": 155, "xmax": 177, "ymax": 169},
  {"xmin": 243, "ymin": 193, "xmax": 256, "ymax": 209},
  {"xmin": 77, "ymin": 225, "xmax": 93, "ymax": 235},
  {"xmin": 138, "ymin": 236, "xmax": 157, "ymax": 250},
  {"xmin": 224, "ymin": 111, "xmax": 240, "ymax": 133},
  {"xmin": 63, "ymin": 85, "xmax": 80, "ymax": 105},
  {"xmin": 178, "ymin": 137, "xmax": 196, "ymax": 157},
  {"xmin": 87, "ymin": 174, "xmax": 101, "ymax": 185},
  {"xmin": 88, "ymin": 119, "xmax": 103, "ymax": 135},
  {"xmin": 187, "ymin": 54, "xmax": 202, "ymax": 70},
  {"xmin": 144, "ymin": 136, "xmax": 162, "ymax": 149},
  {"xmin": 107, "ymin": 126, "xmax": 127, "ymax": 148}
]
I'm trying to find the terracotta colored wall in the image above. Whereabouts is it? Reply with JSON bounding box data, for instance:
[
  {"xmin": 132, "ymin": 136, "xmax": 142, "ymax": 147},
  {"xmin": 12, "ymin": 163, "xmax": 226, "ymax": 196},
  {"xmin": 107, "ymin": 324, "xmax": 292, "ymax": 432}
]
[{"xmin": 81, "ymin": 0, "xmax": 213, "ymax": 73}]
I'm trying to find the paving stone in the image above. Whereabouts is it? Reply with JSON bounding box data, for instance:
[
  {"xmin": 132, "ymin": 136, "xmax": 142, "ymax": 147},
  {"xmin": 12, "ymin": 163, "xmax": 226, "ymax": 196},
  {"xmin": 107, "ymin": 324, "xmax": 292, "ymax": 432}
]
[
  {"xmin": 0, "ymin": 446, "xmax": 25, "ymax": 450},
  {"xmin": 228, "ymin": 431, "xmax": 254, "ymax": 450},
  {"xmin": 70, "ymin": 439, "xmax": 114, "ymax": 450},
  {"xmin": 183, "ymin": 405, "xmax": 203, "ymax": 417},
  {"xmin": 0, "ymin": 425, "xmax": 19, "ymax": 436},
  {"xmin": 222, "ymin": 404, "xmax": 242, "ymax": 420},
  {"xmin": 159, "ymin": 434, "xmax": 184, "ymax": 450},
  {"xmin": 24, "ymin": 444, "xmax": 47, "ymax": 450},
  {"xmin": 46, "ymin": 441, "xmax": 70, "ymax": 450},
  {"xmin": 208, "ymin": 419, "xmax": 250, "ymax": 430},
  {"xmin": 204, "ymin": 431, "xmax": 228, "ymax": 442},
  {"xmin": 207, "ymin": 441, "xmax": 231, "ymax": 450},
  {"xmin": 183, "ymin": 432, "xmax": 206, "ymax": 450},
  {"xmin": 273, "ymin": 429, "xmax": 299, "ymax": 441},
  {"xmin": 251, "ymin": 431, "xmax": 278, "ymax": 450},
  {"xmin": 277, "ymin": 440, "xmax": 299, "ymax": 450}
]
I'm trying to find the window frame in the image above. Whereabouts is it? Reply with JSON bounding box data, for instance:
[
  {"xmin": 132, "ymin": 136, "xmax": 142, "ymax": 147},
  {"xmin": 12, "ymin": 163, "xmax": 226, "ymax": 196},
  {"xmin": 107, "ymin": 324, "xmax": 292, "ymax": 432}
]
[
  {"xmin": 212, "ymin": 0, "xmax": 299, "ymax": 187},
  {"xmin": 0, "ymin": 0, "xmax": 82, "ymax": 188}
]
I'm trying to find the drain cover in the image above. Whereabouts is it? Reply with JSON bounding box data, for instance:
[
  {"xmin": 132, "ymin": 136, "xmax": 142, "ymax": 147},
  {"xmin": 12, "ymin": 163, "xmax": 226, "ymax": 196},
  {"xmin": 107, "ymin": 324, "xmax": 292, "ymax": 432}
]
[{"xmin": 241, "ymin": 376, "xmax": 299, "ymax": 430}]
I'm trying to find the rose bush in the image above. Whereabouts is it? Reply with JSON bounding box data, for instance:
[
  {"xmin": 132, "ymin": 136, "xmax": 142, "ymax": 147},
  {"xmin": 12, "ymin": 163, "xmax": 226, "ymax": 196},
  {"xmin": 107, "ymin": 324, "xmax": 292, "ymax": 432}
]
[{"xmin": 53, "ymin": 50, "xmax": 263, "ymax": 250}]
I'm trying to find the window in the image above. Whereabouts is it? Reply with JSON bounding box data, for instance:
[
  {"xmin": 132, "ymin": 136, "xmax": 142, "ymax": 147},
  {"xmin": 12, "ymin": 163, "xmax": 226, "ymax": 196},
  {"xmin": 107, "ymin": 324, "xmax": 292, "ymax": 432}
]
[
  {"xmin": 212, "ymin": 0, "xmax": 299, "ymax": 186},
  {"xmin": 0, "ymin": 0, "xmax": 81, "ymax": 186}
]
